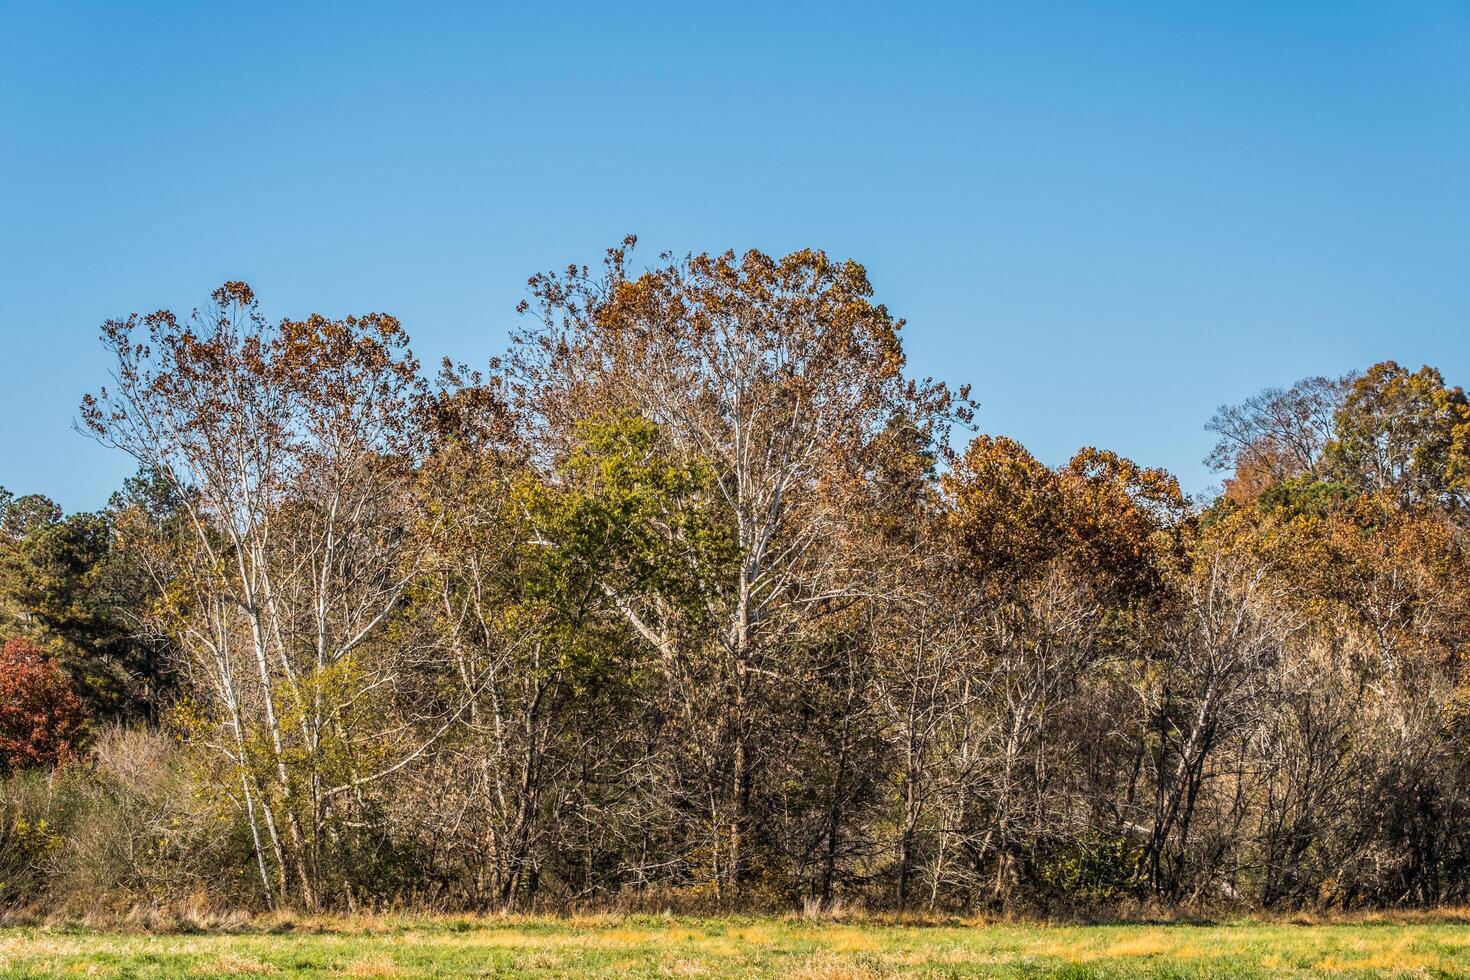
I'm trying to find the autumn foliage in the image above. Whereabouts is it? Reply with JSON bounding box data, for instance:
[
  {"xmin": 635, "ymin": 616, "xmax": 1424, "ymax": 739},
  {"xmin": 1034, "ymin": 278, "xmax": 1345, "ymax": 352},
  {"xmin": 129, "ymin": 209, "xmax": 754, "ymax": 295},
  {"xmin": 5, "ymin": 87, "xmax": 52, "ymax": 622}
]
[
  {"xmin": 0, "ymin": 638, "xmax": 86, "ymax": 772},
  {"xmin": 5, "ymin": 247, "xmax": 1470, "ymax": 916}
]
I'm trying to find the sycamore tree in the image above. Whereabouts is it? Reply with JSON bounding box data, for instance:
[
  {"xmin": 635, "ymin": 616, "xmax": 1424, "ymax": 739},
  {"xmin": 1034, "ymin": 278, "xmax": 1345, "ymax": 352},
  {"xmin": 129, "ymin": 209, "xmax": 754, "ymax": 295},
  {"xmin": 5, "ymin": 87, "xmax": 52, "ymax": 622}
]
[
  {"xmin": 507, "ymin": 239, "xmax": 971, "ymax": 897},
  {"xmin": 81, "ymin": 283, "xmax": 452, "ymax": 909}
]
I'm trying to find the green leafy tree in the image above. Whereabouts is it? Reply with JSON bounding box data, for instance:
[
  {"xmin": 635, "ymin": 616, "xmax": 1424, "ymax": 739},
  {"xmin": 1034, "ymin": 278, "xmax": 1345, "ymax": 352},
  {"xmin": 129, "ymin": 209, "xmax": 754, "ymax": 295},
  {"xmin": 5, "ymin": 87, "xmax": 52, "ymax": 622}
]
[
  {"xmin": 1325, "ymin": 361, "xmax": 1470, "ymax": 508},
  {"xmin": 0, "ymin": 474, "xmax": 179, "ymax": 720}
]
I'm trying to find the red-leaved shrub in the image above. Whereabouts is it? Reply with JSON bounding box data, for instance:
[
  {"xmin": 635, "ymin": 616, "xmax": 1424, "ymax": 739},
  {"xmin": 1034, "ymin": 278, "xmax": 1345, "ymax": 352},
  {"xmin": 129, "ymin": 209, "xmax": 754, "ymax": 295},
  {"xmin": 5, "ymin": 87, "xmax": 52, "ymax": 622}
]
[{"xmin": 0, "ymin": 638, "xmax": 86, "ymax": 772}]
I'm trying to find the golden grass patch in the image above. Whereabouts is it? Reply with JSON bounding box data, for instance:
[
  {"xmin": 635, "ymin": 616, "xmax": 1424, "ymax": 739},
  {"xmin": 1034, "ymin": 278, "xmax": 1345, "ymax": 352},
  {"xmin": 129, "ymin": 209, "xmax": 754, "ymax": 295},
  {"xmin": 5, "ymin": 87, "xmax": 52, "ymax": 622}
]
[
  {"xmin": 1097, "ymin": 931, "xmax": 1172, "ymax": 959},
  {"xmin": 521, "ymin": 949, "xmax": 564, "ymax": 970},
  {"xmin": 342, "ymin": 954, "xmax": 401, "ymax": 977},
  {"xmin": 197, "ymin": 953, "xmax": 279, "ymax": 975},
  {"xmin": 439, "ymin": 929, "xmax": 567, "ymax": 949},
  {"xmin": 0, "ymin": 936, "xmax": 85, "ymax": 956},
  {"xmin": 785, "ymin": 950, "xmax": 878, "ymax": 980},
  {"xmin": 1434, "ymin": 931, "xmax": 1470, "ymax": 949},
  {"xmin": 595, "ymin": 927, "xmax": 691, "ymax": 946},
  {"xmin": 937, "ymin": 945, "xmax": 999, "ymax": 965},
  {"xmin": 876, "ymin": 945, "xmax": 1002, "ymax": 968}
]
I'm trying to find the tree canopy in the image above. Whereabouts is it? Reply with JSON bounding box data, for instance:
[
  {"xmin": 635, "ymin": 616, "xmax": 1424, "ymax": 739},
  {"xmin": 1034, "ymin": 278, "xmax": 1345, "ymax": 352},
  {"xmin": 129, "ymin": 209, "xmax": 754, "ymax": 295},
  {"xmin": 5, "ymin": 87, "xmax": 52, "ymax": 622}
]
[{"xmin": 1, "ymin": 245, "xmax": 1467, "ymax": 916}]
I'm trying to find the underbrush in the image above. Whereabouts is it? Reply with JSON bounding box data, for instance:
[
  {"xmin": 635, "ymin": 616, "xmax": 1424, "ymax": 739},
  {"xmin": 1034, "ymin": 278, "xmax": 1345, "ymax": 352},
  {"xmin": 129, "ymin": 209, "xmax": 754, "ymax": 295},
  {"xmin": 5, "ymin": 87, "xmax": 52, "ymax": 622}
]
[
  {"xmin": 7, "ymin": 727, "xmax": 1470, "ymax": 934},
  {"xmin": 0, "ymin": 727, "xmax": 256, "ymax": 917}
]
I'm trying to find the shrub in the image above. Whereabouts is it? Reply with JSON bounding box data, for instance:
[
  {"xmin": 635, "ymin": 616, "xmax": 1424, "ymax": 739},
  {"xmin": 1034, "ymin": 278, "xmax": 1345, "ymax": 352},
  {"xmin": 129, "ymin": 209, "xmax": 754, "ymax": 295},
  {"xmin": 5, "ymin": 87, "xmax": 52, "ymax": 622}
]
[
  {"xmin": 0, "ymin": 770, "xmax": 67, "ymax": 908},
  {"xmin": 0, "ymin": 726, "xmax": 259, "ymax": 914}
]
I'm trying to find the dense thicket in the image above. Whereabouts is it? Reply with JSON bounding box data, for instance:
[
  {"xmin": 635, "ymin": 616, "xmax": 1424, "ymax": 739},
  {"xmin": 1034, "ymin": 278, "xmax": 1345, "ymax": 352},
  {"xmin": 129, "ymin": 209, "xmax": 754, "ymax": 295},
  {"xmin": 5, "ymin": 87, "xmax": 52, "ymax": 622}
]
[{"xmin": 5, "ymin": 244, "xmax": 1470, "ymax": 915}]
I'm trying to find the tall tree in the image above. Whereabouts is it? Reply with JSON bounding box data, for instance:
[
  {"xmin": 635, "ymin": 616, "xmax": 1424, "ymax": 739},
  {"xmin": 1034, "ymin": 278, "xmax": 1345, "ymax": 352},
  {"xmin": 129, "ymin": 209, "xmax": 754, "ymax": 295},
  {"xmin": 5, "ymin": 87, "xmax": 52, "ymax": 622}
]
[
  {"xmin": 81, "ymin": 282, "xmax": 447, "ymax": 908},
  {"xmin": 508, "ymin": 240, "xmax": 970, "ymax": 896}
]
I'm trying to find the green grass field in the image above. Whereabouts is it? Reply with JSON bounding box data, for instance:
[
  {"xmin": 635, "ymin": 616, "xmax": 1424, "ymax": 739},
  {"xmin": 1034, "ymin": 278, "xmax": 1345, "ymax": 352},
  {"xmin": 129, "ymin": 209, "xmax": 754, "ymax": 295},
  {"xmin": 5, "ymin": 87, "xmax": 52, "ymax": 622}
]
[{"xmin": 2, "ymin": 914, "xmax": 1469, "ymax": 978}]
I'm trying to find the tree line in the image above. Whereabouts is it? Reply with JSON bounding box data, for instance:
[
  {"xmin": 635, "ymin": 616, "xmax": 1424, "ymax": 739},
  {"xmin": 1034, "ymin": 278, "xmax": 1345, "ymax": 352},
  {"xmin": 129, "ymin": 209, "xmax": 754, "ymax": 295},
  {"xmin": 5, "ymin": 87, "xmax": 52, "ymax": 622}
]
[{"xmin": 4, "ymin": 241, "xmax": 1470, "ymax": 915}]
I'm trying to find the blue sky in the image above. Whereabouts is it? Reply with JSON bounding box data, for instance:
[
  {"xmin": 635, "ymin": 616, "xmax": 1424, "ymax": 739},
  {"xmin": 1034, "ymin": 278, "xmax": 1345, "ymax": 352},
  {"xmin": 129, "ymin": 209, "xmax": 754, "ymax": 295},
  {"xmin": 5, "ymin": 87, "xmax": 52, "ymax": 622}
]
[{"xmin": 3, "ymin": 2, "xmax": 1468, "ymax": 512}]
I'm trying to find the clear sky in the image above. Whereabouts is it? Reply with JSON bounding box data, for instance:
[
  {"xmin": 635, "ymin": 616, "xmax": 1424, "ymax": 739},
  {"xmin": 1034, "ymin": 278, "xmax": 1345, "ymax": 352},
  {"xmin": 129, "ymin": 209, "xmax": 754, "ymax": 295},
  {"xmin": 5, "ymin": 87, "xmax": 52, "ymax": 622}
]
[{"xmin": 3, "ymin": 2, "xmax": 1468, "ymax": 512}]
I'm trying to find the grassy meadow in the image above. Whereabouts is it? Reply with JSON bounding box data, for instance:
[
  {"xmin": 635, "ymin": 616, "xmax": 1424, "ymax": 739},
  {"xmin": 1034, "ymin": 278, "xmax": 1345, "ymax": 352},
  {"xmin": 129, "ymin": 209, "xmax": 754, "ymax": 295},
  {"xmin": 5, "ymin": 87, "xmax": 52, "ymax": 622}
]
[{"xmin": 1, "ymin": 913, "xmax": 1469, "ymax": 978}]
